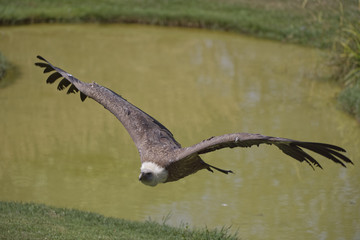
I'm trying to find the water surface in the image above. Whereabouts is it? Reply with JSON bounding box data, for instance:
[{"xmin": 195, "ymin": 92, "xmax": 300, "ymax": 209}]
[{"xmin": 0, "ymin": 24, "xmax": 359, "ymax": 240}]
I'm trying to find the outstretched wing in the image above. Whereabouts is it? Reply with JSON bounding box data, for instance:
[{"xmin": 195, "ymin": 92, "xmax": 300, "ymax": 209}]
[
  {"xmin": 175, "ymin": 133, "xmax": 352, "ymax": 169},
  {"xmin": 35, "ymin": 56, "xmax": 181, "ymax": 159}
]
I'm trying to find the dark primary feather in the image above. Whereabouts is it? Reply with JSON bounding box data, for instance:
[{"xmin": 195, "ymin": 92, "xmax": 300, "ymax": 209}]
[
  {"xmin": 294, "ymin": 142, "xmax": 351, "ymax": 167},
  {"xmin": 35, "ymin": 56, "xmax": 83, "ymax": 100},
  {"xmin": 46, "ymin": 72, "xmax": 62, "ymax": 84},
  {"xmin": 80, "ymin": 92, "xmax": 87, "ymax": 101},
  {"xmin": 35, "ymin": 62, "xmax": 54, "ymax": 73},
  {"xmin": 67, "ymin": 84, "xmax": 79, "ymax": 94},
  {"xmin": 57, "ymin": 78, "xmax": 71, "ymax": 91}
]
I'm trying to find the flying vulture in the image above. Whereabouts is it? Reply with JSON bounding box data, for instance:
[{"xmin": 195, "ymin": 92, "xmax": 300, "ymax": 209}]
[{"xmin": 35, "ymin": 56, "xmax": 353, "ymax": 186}]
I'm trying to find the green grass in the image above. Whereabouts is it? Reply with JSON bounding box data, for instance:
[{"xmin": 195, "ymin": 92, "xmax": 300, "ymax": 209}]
[
  {"xmin": 0, "ymin": 0, "xmax": 359, "ymax": 49},
  {"xmin": 0, "ymin": 201, "xmax": 238, "ymax": 240},
  {"xmin": 331, "ymin": 23, "xmax": 360, "ymax": 120},
  {"xmin": 338, "ymin": 81, "xmax": 360, "ymax": 120}
]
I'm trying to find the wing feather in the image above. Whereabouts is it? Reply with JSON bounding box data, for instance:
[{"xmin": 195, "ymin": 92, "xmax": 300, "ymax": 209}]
[
  {"xmin": 35, "ymin": 55, "xmax": 180, "ymax": 158},
  {"xmin": 57, "ymin": 78, "xmax": 71, "ymax": 91},
  {"xmin": 66, "ymin": 84, "xmax": 79, "ymax": 94},
  {"xmin": 35, "ymin": 62, "xmax": 54, "ymax": 73},
  {"xmin": 46, "ymin": 72, "xmax": 62, "ymax": 84},
  {"xmin": 80, "ymin": 92, "xmax": 88, "ymax": 102},
  {"xmin": 294, "ymin": 142, "xmax": 351, "ymax": 167},
  {"xmin": 176, "ymin": 133, "xmax": 352, "ymax": 169}
]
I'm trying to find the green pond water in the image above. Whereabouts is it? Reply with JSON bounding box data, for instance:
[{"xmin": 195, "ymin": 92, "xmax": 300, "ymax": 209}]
[{"xmin": 0, "ymin": 24, "xmax": 359, "ymax": 240}]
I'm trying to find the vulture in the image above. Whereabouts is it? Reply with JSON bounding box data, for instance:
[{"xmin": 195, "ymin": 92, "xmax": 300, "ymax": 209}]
[{"xmin": 35, "ymin": 56, "xmax": 353, "ymax": 186}]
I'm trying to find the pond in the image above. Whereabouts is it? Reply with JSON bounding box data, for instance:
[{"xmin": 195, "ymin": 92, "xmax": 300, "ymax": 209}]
[{"xmin": 0, "ymin": 24, "xmax": 359, "ymax": 240}]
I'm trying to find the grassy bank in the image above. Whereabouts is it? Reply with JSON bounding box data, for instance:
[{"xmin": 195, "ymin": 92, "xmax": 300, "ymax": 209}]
[
  {"xmin": 0, "ymin": 0, "xmax": 359, "ymax": 49},
  {"xmin": 331, "ymin": 24, "xmax": 360, "ymax": 120},
  {"xmin": 0, "ymin": 201, "xmax": 238, "ymax": 240}
]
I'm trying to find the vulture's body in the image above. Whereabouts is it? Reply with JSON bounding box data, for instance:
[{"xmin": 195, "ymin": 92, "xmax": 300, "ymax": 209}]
[{"xmin": 35, "ymin": 56, "xmax": 353, "ymax": 186}]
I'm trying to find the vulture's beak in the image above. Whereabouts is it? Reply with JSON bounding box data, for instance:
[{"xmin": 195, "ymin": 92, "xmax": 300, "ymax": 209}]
[{"xmin": 139, "ymin": 173, "xmax": 144, "ymax": 181}]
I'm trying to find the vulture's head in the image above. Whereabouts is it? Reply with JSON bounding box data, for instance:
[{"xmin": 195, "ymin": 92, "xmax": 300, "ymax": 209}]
[{"xmin": 139, "ymin": 162, "xmax": 168, "ymax": 187}]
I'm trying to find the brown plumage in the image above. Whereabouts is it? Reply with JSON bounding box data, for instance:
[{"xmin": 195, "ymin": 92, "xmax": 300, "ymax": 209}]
[{"xmin": 35, "ymin": 56, "xmax": 353, "ymax": 186}]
